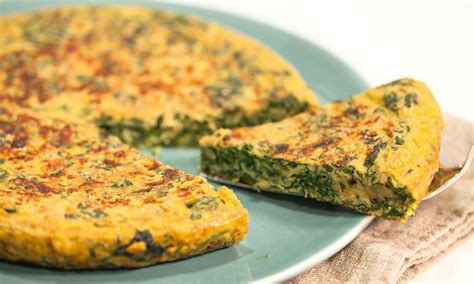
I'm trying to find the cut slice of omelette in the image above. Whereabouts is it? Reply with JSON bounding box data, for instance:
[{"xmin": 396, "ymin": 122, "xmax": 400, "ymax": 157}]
[
  {"xmin": 0, "ymin": 6, "xmax": 318, "ymax": 147},
  {"xmin": 200, "ymin": 79, "xmax": 443, "ymax": 221},
  {"xmin": 0, "ymin": 105, "xmax": 248, "ymax": 269}
]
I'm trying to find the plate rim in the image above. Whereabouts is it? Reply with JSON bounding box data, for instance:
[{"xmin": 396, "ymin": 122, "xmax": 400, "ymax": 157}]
[{"xmin": 257, "ymin": 217, "xmax": 374, "ymax": 282}]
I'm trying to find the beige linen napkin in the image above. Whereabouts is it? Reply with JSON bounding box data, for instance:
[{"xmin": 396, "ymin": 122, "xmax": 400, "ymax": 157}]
[{"xmin": 289, "ymin": 114, "xmax": 474, "ymax": 283}]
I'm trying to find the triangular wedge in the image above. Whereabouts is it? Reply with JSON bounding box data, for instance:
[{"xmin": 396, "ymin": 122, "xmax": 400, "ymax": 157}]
[
  {"xmin": 200, "ymin": 79, "xmax": 443, "ymax": 221},
  {"xmin": 0, "ymin": 105, "xmax": 248, "ymax": 269}
]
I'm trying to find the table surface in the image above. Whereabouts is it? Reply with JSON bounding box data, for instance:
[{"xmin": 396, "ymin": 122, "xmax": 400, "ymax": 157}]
[{"xmin": 188, "ymin": 0, "xmax": 473, "ymax": 282}]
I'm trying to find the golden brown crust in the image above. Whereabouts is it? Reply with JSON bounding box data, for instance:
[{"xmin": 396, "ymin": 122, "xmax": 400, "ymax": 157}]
[
  {"xmin": 0, "ymin": 6, "xmax": 318, "ymax": 146},
  {"xmin": 0, "ymin": 105, "xmax": 248, "ymax": 269}
]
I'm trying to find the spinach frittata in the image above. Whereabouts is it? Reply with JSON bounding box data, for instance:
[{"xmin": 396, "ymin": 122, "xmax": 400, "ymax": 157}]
[
  {"xmin": 0, "ymin": 6, "xmax": 317, "ymax": 147},
  {"xmin": 201, "ymin": 79, "xmax": 443, "ymax": 221},
  {"xmin": 0, "ymin": 104, "xmax": 248, "ymax": 269}
]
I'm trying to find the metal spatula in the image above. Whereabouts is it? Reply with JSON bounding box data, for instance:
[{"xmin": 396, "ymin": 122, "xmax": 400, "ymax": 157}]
[
  {"xmin": 202, "ymin": 146, "xmax": 473, "ymax": 201},
  {"xmin": 424, "ymin": 146, "xmax": 473, "ymax": 200}
]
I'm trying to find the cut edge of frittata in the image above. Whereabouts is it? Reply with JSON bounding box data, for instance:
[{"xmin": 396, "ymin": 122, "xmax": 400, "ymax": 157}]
[{"xmin": 200, "ymin": 78, "xmax": 443, "ymax": 221}]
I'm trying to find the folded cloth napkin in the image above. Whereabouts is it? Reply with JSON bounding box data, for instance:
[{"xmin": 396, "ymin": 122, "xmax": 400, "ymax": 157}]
[{"xmin": 289, "ymin": 114, "xmax": 474, "ymax": 283}]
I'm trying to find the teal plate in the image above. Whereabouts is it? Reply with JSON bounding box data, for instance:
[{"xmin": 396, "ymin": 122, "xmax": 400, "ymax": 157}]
[{"xmin": 0, "ymin": 1, "xmax": 371, "ymax": 283}]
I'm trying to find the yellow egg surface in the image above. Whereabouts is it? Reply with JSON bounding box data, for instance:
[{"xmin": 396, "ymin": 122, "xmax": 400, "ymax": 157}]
[
  {"xmin": 0, "ymin": 105, "xmax": 248, "ymax": 269},
  {"xmin": 0, "ymin": 6, "xmax": 318, "ymax": 147}
]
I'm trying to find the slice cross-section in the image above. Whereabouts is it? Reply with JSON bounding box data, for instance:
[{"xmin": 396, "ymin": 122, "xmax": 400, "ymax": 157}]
[{"xmin": 200, "ymin": 79, "xmax": 443, "ymax": 221}]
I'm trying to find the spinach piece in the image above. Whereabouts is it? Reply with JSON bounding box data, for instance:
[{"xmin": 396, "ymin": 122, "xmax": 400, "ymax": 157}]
[
  {"xmin": 383, "ymin": 92, "xmax": 399, "ymax": 112},
  {"xmin": 364, "ymin": 141, "xmax": 387, "ymax": 168},
  {"xmin": 373, "ymin": 107, "xmax": 385, "ymax": 114},
  {"xmin": 386, "ymin": 177, "xmax": 415, "ymax": 204},
  {"xmin": 187, "ymin": 196, "xmax": 218, "ymax": 220},
  {"xmin": 124, "ymin": 23, "xmax": 148, "ymax": 47},
  {"xmin": 76, "ymin": 203, "xmax": 108, "ymax": 219},
  {"xmin": 64, "ymin": 213, "xmax": 80, "ymax": 219},
  {"xmin": 395, "ymin": 136, "xmax": 405, "ymax": 145},
  {"xmin": 4, "ymin": 208, "xmax": 17, "ymax": 214},
  {"xmin": 95, "ymin": 94, "xmax": 308, "ymax": 147},
  {"xmin": 84, "ymin": 209, "xmax": 108, "ymax": 219},
  {"xmin": 214, "ymin": 96, "xmax": 308, "ymax": 129},
  {"xmin": 225, "ymin": 75, "xmax": 243, "ymax": 95},
  {"xmin": 111, "ymin": 179, "xmax": 133, "ymax": 188},
  {"xmin": 187, "ymin": 196, "xmax": 217, "ymax": 211},
  {"xmin": 344, "ymin": 107, "xmax": 362, "ymax": 118},
  {"xmin": 0, "ymin": 169, "xmax": 8, "ymax": 182},
  {"xmin": 112, "ymin": 230, "xmax": 164, "ymax": 261},
  {"xmin": 153, "ymin": 11, "xmax": 192, "ymax": 28},
  {"xmin": 404, "ymin": 93, "xmax": 418, "ymax": 108},
  {"xmin": 201, "ymin": 145, "xmax": 416, "ymax": 220}
]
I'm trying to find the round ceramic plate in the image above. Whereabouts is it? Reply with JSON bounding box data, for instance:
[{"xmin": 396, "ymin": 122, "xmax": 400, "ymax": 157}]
[{"xmin": 0, "ymin": 1, "xmax": 372, "ymax": 283}]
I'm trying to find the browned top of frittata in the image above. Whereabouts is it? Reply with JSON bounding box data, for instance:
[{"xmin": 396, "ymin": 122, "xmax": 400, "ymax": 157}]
[
  {"xmin": 0, "ymin": 6, "xmax": 317, "ymax": 129},
  {"xmin": 0, "ymin": 104, "xmax": 247, "ymax": 258}
]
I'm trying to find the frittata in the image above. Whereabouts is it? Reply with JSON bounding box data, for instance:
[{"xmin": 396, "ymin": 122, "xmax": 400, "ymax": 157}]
[
  {"xmin": 0, "ymin": 104, "xmax": 248, "ymax": 269},
  {"xmin": 200, "ymin": 79, "xmax": 444, "ymax": 221},
  {"xmin": 0, "ymin": 6, "xmax": 318, "ymax": 147}
]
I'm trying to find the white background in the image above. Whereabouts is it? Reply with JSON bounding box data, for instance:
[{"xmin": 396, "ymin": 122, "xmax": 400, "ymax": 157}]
[{"xmin": 174, "ymin": 0, "xmax": 473, "ymax": 282}]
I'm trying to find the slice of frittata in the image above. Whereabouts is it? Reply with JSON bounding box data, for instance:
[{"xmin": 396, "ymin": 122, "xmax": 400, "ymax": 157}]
[
  {"xmin": 0, "ymin": 6, "xmax": 317, "ymax": 147},
  {"xmin": 0, "ymin": 105, "xmax": 248, "ymax": 269},
  {"xmin": 200, "ymin": 78, "xmax": 443, "ymax": 221}
]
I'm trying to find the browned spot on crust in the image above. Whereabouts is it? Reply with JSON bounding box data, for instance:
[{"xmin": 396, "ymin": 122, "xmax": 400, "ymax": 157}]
[
  {"xmin": 301, "ymin": 138, "xmax": 337, "ymax": 156},
  {"xmin": 46, "ymin": 158, "xmax": 65, "ymax": 170},
  {"xmin": 12, "ymin": 178, "xmax": 53, "ymax": 194},
  {"xmin": 132, "ymin": 187, "xmax": 153, "ymax": 194},
  {"xmin": 306, "ymin": 108, "xmax": 317, "ymax": 116},
  {"xmin": 79, "ymin": 180, "xmax": 104, "ymax": 188},
  {"xmin": 49, "ymin": 170, "xmax": 65, "ymax": 178},
  {"xmin": 360, "ymin": 129, "xmax": 378, "ymax": 144},
  {"xmin": 386, "ymin": 121, "xmax": 394, "ymax": 138},
  {"xmin": 35, "ymin": 182, "xmax": 53, "ymax": 193},
  {"xmin": 91, "ymin": 146, "xmax": 105, "ymax": 153},
  {"xmin": 98, "ymin": 196, "xmax": 130, "ymax": 207},
  {"xmin": 364, "ymin": 116, "xmax": 381, "ymax": 125},
  {"xmin": 103, "ymin": 159, "xmax": 121, "ymax": 168},
  {"xmin": 314, "ymin": 138, "xmax": 336, "ymax": 148},
  {"xmin": 146, "ymin": 161, "xmax": 161, "ymax": 171},
  {"xmin": 113, "ymin": 150, "xmax": 126, "ymax": 158},
  {"xmin": 273, "ymin": 143, "xmax": 289, "ymax": 154},
  {"xmin": 53, "ymin": 125, "xmax": 73, "ymax": 147},
  {"xmin": 344, "ymin": 107, "xmax": 361, "ymax": 118},
  {"xmin": 163, "ymin": 169, "xmax": 180, "ymax": 181},
  {"xmin": 0, "ymin": 121, "xmax": 18, "ymax": 135},
  {"xmin": 177, "ymin": 185, "xmax": 193, "ymax": 198},
  {"xmin": 230, "ymin": 131, "xmax": 242, "ymax": 139},
  {"xmin": 145, "ymin": 180, "xmax": 165, "ymax": 187},
  {"xmin": 336, "ymin": 155, "xmax": 355, "ymax": 166},
  {"xmin": 301, "ymin": 146, "xmax": 314, "ymax": 156}
]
